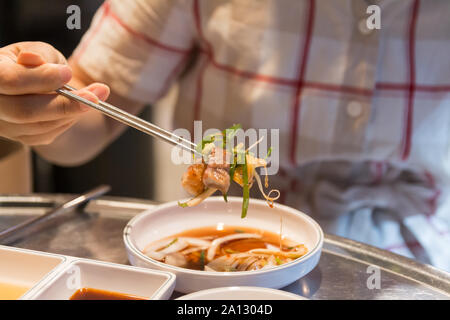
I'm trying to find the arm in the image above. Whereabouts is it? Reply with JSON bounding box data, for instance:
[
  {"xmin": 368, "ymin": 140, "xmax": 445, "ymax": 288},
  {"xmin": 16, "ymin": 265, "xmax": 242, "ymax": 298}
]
[{"xmin": 2, "ymin": 0, "xmax": 194, "ymax": 167}]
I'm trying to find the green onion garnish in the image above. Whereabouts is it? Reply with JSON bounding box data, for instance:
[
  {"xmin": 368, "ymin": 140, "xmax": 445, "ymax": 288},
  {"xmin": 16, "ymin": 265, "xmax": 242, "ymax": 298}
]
[
  {"xmin": 164, "ymin": 238, "xmax": 178, "ymax": 249},
  {"xmin": 178, "ymin": 201, "xmax": 189, "ymax": 208},
  {"xmin": 241, "ymin": 153, "xmax": 250, "ymax": 218},
  {"xmin": 265, "ymin": 147, "xmax": 272, "ymax": 160},
  {"xmin": 275, "ymin": 256, "xmax": 283, "ymax": 265},
  {"xmin": 199, "ymin": 250, "xmax": 205, "ymax": 268}
]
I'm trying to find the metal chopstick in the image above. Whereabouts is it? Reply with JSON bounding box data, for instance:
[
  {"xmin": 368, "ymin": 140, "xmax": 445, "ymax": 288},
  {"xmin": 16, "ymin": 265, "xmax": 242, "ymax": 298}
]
[
  {"xmin": 56, "ymin": 85, "xmax": 201, "ymax": 156},
  {"xmin": 0, "ymin": 185, "xmax": 111, "ymax": 244}
]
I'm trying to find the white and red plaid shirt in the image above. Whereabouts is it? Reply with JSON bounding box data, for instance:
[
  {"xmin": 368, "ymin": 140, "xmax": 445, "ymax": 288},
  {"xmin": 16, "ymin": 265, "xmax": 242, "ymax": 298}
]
[{"xmin": 74, "ymin": 0, "xmax": 450, "ymax": 270}]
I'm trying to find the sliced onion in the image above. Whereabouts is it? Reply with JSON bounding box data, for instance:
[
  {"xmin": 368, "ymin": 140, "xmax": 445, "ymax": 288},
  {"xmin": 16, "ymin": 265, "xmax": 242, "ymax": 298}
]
[
  {"xmin": 144, "ymin": 237, "xmax": 177, "ymax": 253},
  {"xmin": 266, "ymin": 243, "xmax": 280, "ymax": 251},
  {"xmin": 164, "ymin": 252, "xmax": 188, "ymax": 267},
  {"xmin": 204, "ymin": 265, "xmax": 217, "ymax": 272},
  {"xmin": 181, "ymin": 246, "xmax": 209, "ymax": 255},
  {"xmin": 206, "ymin": 233, "xmax": 263, "ymax": 261},
  {"xmin": 179, "ymin": 237, "xmax": 211, "ymax": 247},
  {"xmin": 249, "ymin": 248, "xmax": 307, "ymax": 259},
  {"xmin": 159, "ymin": 238, "xmax": 188, "ymax": 255},
  {"xmin": 144, "ymin": 250, "xmax": 166, "ymax": 261},
  {"xmin": 182, "ymin": 188, "xmax": 218, "ymax": 207}
]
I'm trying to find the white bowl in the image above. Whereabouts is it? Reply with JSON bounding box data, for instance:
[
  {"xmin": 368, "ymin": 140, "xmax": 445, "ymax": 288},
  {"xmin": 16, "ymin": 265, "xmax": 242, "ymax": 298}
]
[
  {"xmin": 124, "ymin": 197, "xmax": 323, "ymax": 293},
  {"xmin": 0, "ymin": 245, "xmax": 65, "ymax": 300},
  {"xmin": 177, "ymin": 286, "xmax": 307, "ymax": 300},
  {"xmin": 25, "ymin": 259, "xmax": 176, "ymax": 300}
]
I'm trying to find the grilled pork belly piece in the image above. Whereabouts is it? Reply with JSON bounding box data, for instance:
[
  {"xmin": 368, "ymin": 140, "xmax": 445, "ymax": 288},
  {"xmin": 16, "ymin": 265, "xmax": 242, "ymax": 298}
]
[
  {"xmin": 202, "ymin": 167, "xmax": 230, "ymax": 194},
  {"xmin": 181, "ymin": 163, "xmax": 206, "ymax": 196},
  {"xmin": 181, "ymin": 147, "xmax": 232, "ymax": 196},
  {"xmin": 202, "ymin": 147, "xmax": 231, "ymax": 194}
]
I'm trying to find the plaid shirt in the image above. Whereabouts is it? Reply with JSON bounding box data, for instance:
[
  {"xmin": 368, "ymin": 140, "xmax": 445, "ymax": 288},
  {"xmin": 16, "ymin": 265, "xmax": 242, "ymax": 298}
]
[{"xmin": 74, "ymin": 0, "xmax": 450, "ymax": 270}]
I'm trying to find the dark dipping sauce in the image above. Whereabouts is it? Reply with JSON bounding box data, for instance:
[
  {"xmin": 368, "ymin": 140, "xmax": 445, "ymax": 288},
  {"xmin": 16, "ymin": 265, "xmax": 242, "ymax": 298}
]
[{"xmin": 69, "ymin": 288, "xmax": 147, "ymax": 300}]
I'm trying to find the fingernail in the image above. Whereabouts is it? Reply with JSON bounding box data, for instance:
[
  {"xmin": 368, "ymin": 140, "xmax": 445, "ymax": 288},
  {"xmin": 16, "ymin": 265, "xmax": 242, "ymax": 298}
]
[{"xmin": 58, "ymin": 66, "xmax": 72, "ymax": 83}]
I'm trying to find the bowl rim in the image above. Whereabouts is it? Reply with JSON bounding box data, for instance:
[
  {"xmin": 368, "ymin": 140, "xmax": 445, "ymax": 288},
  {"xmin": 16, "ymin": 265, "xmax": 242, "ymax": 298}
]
[
  {"xmin": 123, "ymin": 196, "xmax": 324, "ymax": 277},
  {"xmin": 176, "ymin": 286, "xmax": 308, "ymax": 300}
]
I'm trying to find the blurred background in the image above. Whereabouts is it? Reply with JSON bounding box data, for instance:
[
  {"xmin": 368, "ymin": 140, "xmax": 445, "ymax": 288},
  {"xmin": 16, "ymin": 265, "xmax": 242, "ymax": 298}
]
[{"xmin": 0, "ymin": 0, "xmax": 159, "ymax": 199}]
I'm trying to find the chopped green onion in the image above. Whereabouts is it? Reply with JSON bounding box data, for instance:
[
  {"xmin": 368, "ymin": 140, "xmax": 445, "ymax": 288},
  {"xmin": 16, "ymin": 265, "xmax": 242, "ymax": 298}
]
[
  {"xmin": 222, "ymin": 123, "xmax": 242, "ymax": 149},
  {"xmin": 241, "ymin": 153, "xmax": 250, "ymax": 218},
  {"xmin": 164, "ymin": 238, "xmax": 178, "ymax": 249},
  {"xmin": 275, "ymin": 256, "xmax": 283, "ymax": 265},
  {"xmin": 229, "ymin": 154, "xmax": 237, "ymax": 179},
  {"xmin": 236, "ymin": 151, "xmax": 246, "ymax": 165},
  {"xmin": 199, "ymin": 250, "xmax": 205, "ymax": 268},
  {"xmin": 264, "ymin": 147, "xmax": 272, "ymax": 160},
  {"xmin": 178, "ymin": 201, "xmax": 189, "ymax": 208}
]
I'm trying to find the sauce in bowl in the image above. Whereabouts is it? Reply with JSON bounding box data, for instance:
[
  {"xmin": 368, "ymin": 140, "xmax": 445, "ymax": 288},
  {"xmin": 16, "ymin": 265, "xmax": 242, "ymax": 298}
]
[
  {"xmin": 0, "ymin": 282, "xmax": 30, "ymax": 300},
  {"xmin": 70, "ymin": 288, "xmax": 147, "ymax": 300}
]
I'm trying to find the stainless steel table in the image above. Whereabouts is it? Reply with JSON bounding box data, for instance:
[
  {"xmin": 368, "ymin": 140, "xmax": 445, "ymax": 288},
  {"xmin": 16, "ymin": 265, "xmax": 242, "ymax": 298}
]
[{"xmin": 1, "ymin": 194, "xmax": 449, "ymax": 300}]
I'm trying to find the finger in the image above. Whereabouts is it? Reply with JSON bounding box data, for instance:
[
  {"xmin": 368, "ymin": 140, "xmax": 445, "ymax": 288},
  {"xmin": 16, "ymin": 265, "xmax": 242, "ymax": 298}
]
[
  {"xmin": 0, "ymin": 93, "xmax": 87, "ymax": 123},
  {"xmin": 79, "ymin": 83, "xmax": 110, "ymax": 104},
  {"xmin": 17, "ymin": 51, "xmax": 46, "ymax": 67},
  {"xmin": 0, "ymin": 60, "xmax": 72, "ymax": 95},
  {"xmin": 14, "ymin": 42, "xmax": 66, "ymax": 65},
  {"xmin": 0, "ymin": 117, "xmax": 77, "ymax": 138},
  {"xmin": 62, "ymin": 83, "xmax": 111, "ymax": 112},
  {"xmin": 15, "ymin": 120, "xmax": 76, "ymax": 146},
  {"xmin": 0, "ymin": 83, "xmax": 110, "ymax": 123}
]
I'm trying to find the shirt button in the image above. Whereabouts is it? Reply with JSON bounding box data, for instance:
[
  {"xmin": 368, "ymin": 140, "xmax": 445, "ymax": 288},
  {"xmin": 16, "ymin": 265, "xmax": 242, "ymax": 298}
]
[
  {"xmin": 358, "ymin": 18, "xmax": 373, "ymax": 35},
  {"xmin": 347, "ymin": 101, "xmax": 363, "ymax": 118}
]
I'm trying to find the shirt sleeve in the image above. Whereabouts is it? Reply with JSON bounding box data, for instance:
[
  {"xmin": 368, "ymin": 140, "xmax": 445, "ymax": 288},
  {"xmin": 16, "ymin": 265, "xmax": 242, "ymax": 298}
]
[{"xmin": 72, "ymin": 0, "xmax": 195, "ymax": 104}]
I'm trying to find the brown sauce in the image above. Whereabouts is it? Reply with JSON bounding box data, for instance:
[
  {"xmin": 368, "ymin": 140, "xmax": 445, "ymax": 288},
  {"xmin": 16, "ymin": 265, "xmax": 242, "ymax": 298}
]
[
  {"xmin": 69, "ymin": 288, "xmax": 147, "ymax": 300},
  {"xmin": 148, "ymin": 225, "xmax": 300, "ymax": 271}
]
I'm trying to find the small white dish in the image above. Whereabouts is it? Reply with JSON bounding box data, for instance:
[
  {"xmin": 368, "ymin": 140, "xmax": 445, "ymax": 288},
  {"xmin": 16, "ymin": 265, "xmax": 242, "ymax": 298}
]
[
  {"xmin": 177, "ymin": 286, "xmax": 307, "ymax": 300},
  {"xmin": 124, "ymin": 196, "xmax": 323, "ymax": 293},
  {"xmin": 26, "ymin": 259, "xmax": 176, "ymax": 300},
  {"xmin": 0, "ymin": 245, "xmax": 65, "ymax": 300}
]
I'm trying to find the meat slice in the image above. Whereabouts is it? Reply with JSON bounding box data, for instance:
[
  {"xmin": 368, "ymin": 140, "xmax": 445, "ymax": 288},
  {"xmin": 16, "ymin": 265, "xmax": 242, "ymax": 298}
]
[
  {"xmin": 202, "ymin": 147, "xmax": 231, "ymax": 194},
  {"xmin": 202, "ymin": 167, "xmax": 230, "ymax": 194},
  {"xmin": 181, "ymin": 163, "xmax": 206, "ymax": 196},
  {"xmin": 181, "ymin": 147, "xmax": 232, "ymax": 197}
]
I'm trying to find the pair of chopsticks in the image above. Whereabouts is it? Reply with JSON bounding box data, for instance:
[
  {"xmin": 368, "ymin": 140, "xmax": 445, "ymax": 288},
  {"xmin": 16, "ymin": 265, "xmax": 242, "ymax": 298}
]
[{"xmin": 56, "ymin": 85, "xmax": 201, "ymax": 156}]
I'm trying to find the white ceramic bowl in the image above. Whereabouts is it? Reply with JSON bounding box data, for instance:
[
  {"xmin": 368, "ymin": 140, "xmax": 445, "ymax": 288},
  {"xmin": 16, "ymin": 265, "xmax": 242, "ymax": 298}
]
[
  {"xmin": 0, "ymin": 245, "xmax": 65, "ymax": 300},
  {"xmin": 177, "ymin": 286, "xmax": 307, "ymax": 300},
  {"xmin": 124, "ymin": 197, "xmax": 323, "ymax": 293},
  {"xmin": 26, "ymin": 259, "xmax": 176, "ymax": 300}
]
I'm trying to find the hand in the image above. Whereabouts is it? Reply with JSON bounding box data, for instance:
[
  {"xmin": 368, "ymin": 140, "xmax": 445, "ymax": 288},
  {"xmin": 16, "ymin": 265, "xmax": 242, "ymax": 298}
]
[{"xmin": 0, "ymin": 41, "xmax": 109, "ymax": 146}]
